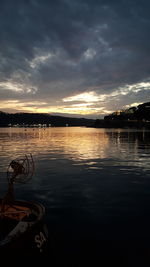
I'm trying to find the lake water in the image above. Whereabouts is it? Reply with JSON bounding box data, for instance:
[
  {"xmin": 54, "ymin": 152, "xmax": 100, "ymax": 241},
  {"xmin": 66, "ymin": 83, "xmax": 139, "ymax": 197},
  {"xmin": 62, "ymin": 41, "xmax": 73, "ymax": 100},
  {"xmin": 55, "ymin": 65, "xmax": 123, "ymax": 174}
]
[{"xmin": 0, "ymin": 127, "xmax": 150, "ymax": 265}]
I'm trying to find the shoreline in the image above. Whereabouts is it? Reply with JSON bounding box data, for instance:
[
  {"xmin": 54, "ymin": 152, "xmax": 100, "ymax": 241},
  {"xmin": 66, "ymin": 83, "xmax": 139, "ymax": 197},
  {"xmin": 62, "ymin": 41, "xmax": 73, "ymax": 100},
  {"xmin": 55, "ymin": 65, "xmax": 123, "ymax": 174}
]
[{"xmin": 93, "ymin": 119, "xmax": 150, "ymax": 129}]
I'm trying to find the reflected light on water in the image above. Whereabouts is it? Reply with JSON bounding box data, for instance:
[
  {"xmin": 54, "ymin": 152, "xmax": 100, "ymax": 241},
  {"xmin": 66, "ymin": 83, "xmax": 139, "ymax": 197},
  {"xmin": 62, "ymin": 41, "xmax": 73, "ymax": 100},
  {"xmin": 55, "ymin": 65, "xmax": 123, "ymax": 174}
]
[
  {"xmin": 0, "ymin": 127, "xmax": 109, "ymax": 162},
  {"xmin": 0, "ymin": 127, "xmax": 150, "ymax": 172},
  {"xmin": 1, "ymin": 127, "xmax": 150, "ymax": 263}
]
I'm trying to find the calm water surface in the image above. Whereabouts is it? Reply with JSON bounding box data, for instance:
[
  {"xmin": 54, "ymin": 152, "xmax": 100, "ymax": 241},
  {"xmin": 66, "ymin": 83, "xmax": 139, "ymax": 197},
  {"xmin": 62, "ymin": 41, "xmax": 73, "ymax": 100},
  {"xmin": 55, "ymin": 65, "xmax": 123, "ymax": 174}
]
[{"xmin": 0, "ymin": 127, "xmax": 150, "ymax": 265}]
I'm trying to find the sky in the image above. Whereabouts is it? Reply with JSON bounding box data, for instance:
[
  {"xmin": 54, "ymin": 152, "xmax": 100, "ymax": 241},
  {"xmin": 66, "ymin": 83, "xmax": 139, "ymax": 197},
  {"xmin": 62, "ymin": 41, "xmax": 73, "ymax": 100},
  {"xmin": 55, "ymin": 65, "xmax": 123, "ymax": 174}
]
[{"xmin": 0, "ymin": 0, "xmax": 150, "ymax": 119}]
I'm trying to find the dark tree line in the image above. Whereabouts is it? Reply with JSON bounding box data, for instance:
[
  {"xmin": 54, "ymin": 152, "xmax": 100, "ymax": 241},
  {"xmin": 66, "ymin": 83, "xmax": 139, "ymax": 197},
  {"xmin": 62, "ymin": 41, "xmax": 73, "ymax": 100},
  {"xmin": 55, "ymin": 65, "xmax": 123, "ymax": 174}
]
[
  {"xmin": 94, "ymin": 102, "xmax": 150, "ymax": 128},
  {"xmin": 0, "ymin": 111, "xmax": 94, "ymax": 127},
  {"xmin": 104, "ymin": 102, "xmax": 150, "ymax": 121}
]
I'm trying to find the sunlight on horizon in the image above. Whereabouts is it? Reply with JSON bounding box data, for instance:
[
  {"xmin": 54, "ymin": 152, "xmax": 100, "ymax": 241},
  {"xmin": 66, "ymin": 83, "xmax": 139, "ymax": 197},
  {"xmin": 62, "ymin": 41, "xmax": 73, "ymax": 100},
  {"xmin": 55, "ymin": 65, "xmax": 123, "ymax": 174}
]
[{"xmin": 0, "ymin": 98, "xmax": 111, "ymax": 116}]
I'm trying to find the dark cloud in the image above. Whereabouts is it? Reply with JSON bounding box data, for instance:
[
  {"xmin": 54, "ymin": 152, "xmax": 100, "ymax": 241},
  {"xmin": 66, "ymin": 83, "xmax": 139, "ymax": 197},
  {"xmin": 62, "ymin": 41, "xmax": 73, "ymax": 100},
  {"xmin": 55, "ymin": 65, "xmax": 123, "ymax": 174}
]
[{"xmin": 0, "ymin": 0, "xmax": 150, "ymax": 117}]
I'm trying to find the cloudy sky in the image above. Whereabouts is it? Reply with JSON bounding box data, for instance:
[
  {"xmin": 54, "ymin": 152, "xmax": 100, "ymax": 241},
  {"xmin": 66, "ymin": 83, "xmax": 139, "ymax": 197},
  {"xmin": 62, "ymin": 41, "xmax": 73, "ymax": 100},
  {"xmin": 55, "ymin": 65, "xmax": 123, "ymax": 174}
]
[{"xmin": 0, "ymin": 0, "xmax": 150, "ymax": 118}]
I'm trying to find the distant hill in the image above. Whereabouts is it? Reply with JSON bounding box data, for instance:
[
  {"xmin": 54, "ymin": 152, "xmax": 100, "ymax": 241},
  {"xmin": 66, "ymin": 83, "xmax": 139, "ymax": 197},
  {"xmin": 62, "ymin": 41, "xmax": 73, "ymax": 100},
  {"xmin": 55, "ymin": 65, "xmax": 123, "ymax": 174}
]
[
  {"xmin": 104, "ymin": 102, "xmax": 150, "ymax": 121},
  {"xmin": 94, "ymin": 102, "xmax": 150, "ymax": 128},
  {"xmin": 0, "ymin": 111, "xmax": 95, "ymax": 127}
]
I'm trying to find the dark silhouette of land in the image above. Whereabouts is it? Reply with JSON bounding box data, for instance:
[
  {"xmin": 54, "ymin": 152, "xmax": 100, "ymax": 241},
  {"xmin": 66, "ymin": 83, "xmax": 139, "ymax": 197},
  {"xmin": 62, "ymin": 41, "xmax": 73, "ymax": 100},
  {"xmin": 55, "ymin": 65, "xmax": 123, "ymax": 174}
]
[
  {"xmin": 94, "ymin": 102, "xmax": 150, "ymax": 129},
  {"xmin": 0, "ymin": 111, "xmax": 94, "ymax": 127},
  {"xmin": 0, "ymin": 102, "xmax": 150, "ymax": 128}
]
